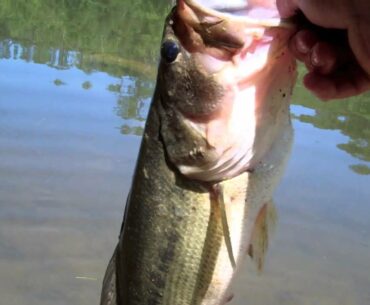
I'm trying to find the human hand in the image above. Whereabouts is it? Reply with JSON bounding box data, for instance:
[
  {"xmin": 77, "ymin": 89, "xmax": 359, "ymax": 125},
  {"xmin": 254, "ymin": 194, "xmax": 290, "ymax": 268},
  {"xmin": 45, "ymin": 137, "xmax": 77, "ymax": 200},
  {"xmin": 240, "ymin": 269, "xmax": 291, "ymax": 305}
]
[{"xmin": 277, "ymin": 0, "xmax": 370, "ymax": 100}]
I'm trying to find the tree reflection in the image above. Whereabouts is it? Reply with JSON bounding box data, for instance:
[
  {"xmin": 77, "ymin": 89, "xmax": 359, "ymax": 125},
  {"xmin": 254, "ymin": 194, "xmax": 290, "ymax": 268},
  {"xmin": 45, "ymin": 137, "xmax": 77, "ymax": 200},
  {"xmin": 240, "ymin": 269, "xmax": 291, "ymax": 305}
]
[
  {"xmin": 292, "ymin": 70, "xmax": 370, "ymax": 175},
  {"xmin": 0, "ymin": 0, "xmax": 167, "ymax": 137},
  {"xmin": 0, "ymin": 0, "xmax": 169, "ymax": 73},
  {"xmin": 111, "ymin": 76, "xmax": 153, "ymax": 135}
]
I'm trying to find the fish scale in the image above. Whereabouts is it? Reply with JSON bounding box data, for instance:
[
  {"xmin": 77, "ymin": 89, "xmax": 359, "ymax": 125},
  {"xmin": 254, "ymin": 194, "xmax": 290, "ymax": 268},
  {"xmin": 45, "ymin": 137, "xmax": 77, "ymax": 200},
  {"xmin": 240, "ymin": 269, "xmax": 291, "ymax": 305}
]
[{"xmin": 116, "ymin": 101, "xmax": 223, "ymax": 305}]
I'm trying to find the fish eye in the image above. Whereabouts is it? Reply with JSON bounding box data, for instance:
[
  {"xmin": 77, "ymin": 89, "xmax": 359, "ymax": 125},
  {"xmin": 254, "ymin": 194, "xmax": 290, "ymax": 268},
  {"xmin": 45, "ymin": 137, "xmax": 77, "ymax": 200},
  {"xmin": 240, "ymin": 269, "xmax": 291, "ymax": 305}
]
[{"xmin": 161, "ymin": 40, "xmax": 180, "ymax": 63}]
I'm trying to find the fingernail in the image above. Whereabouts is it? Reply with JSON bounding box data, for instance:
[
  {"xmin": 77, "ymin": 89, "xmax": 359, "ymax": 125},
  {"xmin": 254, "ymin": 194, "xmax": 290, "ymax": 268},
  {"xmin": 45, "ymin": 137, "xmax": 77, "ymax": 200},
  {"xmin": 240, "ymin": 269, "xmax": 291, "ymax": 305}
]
[
  {"xmin": 311, "ymin": 48, "xmax": 324, "ymax": 67},
  {"xmin": 311, "ymin": 50, "xmax": 322, "ymax": 67},
  {"xmin": 296, "ymin": 38, "xmax": 310, "ymax": 54}
]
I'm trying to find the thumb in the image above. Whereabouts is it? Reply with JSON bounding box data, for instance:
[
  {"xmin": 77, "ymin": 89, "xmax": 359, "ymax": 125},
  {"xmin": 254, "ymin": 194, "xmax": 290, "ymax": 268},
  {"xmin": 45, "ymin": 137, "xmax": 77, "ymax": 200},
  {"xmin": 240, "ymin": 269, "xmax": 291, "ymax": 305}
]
[
  {"xmin": 277, "ymin": 0, "xmax": 350, "ymax": 29},
  {"xmin": 276, "ymin": 0, "xmax": 298, "ymax": 18},
  {"xmin": 349, "ymin": 19, "xmax": 370, "ymax": 76}
]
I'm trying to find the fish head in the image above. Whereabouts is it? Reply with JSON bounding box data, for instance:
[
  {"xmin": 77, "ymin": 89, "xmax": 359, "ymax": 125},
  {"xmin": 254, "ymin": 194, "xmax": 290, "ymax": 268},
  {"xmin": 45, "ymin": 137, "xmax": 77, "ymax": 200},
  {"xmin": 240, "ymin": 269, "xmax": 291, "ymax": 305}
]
[{"xmin": 157, "ymin": 0, "xmax": 297, "ymax": 182}]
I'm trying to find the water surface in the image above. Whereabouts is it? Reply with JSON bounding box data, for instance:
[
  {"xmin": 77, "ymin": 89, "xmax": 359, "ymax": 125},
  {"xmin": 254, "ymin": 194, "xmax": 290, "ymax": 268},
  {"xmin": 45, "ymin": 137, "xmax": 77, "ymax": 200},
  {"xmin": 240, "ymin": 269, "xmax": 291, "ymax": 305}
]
[{"xmin": 0, "ymin": 1, "xmax": 369, "ymax": 304}]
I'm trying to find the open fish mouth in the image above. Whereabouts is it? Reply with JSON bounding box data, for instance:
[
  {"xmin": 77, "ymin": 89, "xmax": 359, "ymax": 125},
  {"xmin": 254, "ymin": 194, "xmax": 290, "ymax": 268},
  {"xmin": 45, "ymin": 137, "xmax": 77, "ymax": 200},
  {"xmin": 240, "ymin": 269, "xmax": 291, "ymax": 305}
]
[
  {"xmin": 158, "ymin": 0, "xmax": 297, "ymax": 182},
  {"xmin": 179, "ymin": 0, "xmax": 292, "ymax": 24},
  {"xmin": 191, "ymin": 0, "xmax": 278, "ymax": 16},
  {"xmin": 174, "ymin": 0, "xmax": 295, "ymax": 74}
]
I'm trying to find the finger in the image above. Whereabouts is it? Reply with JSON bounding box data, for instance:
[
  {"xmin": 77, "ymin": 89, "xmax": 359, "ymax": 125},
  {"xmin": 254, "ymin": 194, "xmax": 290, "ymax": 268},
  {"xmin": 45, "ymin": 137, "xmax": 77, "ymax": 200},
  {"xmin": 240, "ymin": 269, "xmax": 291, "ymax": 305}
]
[
  {"xmin": 289, "ymin": 30, "xmax": 318, "ymax": 71},
  {"xmin": 289, "ymin": 31, "xmax": 337, "ymax": 73},
  {"xmin": 310, "ymin": 41, "xmax": 337, "ymax": 75},
  {"xmin": 303, "ymin": 66, "xmax": 370, "ymax": 100},
  {"xmin": 294, "ymin": 0, "xmax": 350, "ymax": 29},
  {"xmin": 290, "ymin": 29, "xmax": 358, "ymax": 76},
  {"xmin": 348, "ymin": 18, "xmax": 370, "ymax": 77},
  {"xmin": 290, "ymin": 30, "xmax": 318, "ymax": 58}
]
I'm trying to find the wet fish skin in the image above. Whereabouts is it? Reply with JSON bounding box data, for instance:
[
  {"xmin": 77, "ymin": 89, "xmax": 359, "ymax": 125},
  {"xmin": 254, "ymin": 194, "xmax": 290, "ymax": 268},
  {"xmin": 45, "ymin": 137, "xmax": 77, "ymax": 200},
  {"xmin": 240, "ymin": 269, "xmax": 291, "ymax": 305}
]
[
  {"xmin": 101, "ymin": 97, "xmax": 292, "ymax": 305},
  {"xmin": 100, "ymin": 2, "xmax": 296, "ymax": 305},
  {"xmin": 117, "ymin": 98, "xmax": 223, "ymax": 305}
]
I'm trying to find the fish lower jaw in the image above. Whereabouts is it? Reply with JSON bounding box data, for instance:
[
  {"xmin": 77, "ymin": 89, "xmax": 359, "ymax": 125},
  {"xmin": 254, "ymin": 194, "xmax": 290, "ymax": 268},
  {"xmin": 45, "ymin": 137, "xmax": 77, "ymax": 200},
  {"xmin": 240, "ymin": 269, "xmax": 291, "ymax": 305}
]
[
  {"xmin": 177, "ymin": 143, "xmax": 255, "ymax": 182},
  {"xmin": 176, "ymin": 117, "xmax": 293, "ymax": 182}
]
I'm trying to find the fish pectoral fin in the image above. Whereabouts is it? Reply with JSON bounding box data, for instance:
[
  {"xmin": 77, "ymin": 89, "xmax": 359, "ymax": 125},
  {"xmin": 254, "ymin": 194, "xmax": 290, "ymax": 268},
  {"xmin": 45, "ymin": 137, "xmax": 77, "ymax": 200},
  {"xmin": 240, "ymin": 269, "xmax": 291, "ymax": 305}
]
[
  {"xmin": 212, "ymin": 183, "xmax": 236, "ymax": 269},
  {"xmin": 248, "ymin": 200, "xmax": 277, "ymax": 272}
]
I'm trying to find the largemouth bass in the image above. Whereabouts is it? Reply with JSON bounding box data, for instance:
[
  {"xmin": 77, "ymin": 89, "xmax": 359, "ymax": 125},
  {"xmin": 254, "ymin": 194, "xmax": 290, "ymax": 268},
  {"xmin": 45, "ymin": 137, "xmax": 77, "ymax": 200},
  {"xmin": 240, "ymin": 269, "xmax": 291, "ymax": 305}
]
[{"xmin": 101, "ymin": 1, "xmax": 297, "ymax": 304}]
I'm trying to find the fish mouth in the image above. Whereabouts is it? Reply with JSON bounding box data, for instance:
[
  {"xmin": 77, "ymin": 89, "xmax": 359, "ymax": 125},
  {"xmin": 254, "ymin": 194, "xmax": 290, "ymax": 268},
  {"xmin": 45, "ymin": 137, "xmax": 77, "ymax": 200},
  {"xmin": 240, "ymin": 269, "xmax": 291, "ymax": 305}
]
[
  {"xmin": 174, "ymin": 0, "xmax": 296, "ymax": 71},
  {"xmin": 176, "ymin": 0, "xmax": 294, "ymax": 55},
  {"xmin": 159, "ymin": 1, "xmax": 297, "ymax": 182},
  {"xmin": 179, "ymin": 0, "xmax": 290, "ymax": 26}
]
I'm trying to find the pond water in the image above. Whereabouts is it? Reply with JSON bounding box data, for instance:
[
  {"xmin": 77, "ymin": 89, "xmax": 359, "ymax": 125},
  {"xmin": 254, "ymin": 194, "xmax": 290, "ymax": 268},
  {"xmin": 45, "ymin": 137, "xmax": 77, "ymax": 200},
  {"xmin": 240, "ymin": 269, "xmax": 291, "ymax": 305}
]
[{"xmin": 0, "ymin": 1, "xmax": 369, "ymax": 305}]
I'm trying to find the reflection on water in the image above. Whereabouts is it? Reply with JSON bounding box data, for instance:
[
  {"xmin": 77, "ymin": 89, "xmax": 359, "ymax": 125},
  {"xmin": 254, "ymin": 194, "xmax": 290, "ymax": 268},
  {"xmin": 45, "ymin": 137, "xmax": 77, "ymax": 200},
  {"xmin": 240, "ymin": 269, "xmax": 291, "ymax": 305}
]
[
  {"xmin": 114, "ymin": 76, "xmax": 152, "ymax": 136},
  {"xmin": 292, "ymin": 78, "xmax": 370, "ymax": 175},
  {"xmin": 0, "ymin": 1, "xmax": 369, "ymax": 305},
  {"xmin": 0, "ymin": 41, "xmax": 153, "ymax": 135}
]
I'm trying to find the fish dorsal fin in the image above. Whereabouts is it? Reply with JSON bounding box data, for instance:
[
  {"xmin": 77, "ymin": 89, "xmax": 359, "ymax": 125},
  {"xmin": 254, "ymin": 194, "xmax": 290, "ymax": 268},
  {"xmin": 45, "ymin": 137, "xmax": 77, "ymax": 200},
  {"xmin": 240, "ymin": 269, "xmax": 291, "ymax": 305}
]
[{"xmin": 247, "ymin": 200, "xmax": 277, "ymax": 271}]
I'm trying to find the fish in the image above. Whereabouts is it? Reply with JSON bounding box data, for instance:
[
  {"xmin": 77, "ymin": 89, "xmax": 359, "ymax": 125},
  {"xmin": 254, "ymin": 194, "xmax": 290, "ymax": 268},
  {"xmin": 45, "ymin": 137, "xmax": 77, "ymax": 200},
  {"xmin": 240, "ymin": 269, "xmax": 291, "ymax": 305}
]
[{"xmin": 100, "ymin": 0, "xmax": 297, "ymax": 304}]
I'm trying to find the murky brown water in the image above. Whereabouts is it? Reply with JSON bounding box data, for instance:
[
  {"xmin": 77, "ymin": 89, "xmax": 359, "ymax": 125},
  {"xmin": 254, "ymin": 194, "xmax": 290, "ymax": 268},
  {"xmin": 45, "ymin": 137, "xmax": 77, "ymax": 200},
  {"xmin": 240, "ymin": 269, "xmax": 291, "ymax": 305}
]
[{"xmin": 0, "ymin": 1, "xmax": 369, "ymax": 304}]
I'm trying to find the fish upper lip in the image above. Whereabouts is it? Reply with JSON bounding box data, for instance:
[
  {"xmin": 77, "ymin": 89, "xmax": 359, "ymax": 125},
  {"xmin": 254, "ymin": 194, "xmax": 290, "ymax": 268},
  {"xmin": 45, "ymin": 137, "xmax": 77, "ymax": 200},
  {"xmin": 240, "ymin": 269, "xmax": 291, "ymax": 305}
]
[
  {"xmin": 179, "ymin": 0, "xmax": 294, "ymax": 28},
  {"xmin": 175, "ymin": 0, "xmax": 296, "ymax": 56}
]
